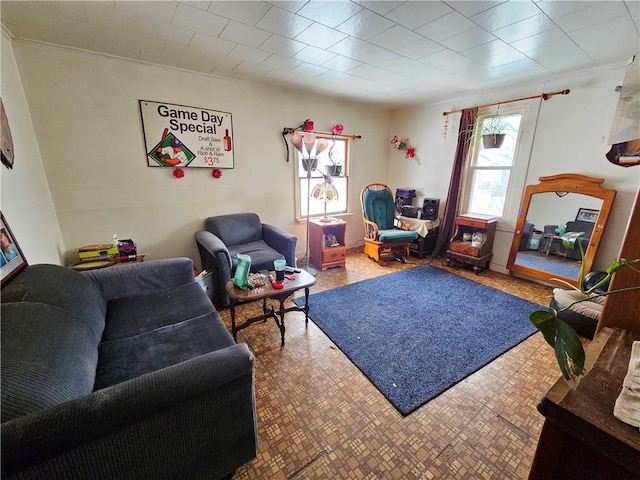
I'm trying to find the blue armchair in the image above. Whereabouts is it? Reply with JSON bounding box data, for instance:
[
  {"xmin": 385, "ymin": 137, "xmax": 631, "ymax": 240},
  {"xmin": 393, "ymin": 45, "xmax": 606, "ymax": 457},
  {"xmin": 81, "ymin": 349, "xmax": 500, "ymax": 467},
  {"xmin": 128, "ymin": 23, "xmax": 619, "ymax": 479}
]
[{"xmin": 195, "ymin": 213, "xmax": 297, "ymax": 307}]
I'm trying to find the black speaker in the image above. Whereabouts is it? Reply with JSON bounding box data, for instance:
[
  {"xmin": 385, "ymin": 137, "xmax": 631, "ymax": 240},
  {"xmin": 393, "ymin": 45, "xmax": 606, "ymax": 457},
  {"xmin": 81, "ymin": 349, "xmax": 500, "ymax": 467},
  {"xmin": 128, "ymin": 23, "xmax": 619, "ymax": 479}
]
[{"xmin": 422, "ymin": 198, "xmax": 440, "ymax": 220}]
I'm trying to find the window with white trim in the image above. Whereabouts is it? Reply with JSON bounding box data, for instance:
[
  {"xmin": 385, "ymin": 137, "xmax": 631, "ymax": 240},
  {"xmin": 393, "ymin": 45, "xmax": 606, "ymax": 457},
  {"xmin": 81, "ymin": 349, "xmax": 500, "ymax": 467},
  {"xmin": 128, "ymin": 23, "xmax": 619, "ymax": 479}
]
[
  {"xmin": 463, "ymin": 112, "xmax": 523, "ymax": 218},
  {"xmin": 296, "ymin": 135, "xmax": 350, "ymax": 220}
]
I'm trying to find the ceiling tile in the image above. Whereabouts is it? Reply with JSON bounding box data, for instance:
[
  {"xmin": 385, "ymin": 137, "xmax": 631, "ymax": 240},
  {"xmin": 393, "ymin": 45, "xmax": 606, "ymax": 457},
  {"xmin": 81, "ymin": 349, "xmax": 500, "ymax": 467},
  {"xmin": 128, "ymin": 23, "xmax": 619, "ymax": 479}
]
[
  {"xmin": 293, "ymin": 45, "xmax": 337, "ymax": 65},
  {"xmin": 335, "ymin": 8, "xmax": 395, "ymax": 40},
  {"xmin": 255, "ymin": 4, "xmax": 313, "ymax": 37},
  {"xmin": 201, "ymin": 52, "xmax": 243, "ymax": 73},
  {"xmin": 415, "ymin": 11, "xmax": 477, "ymax": 42},
  {"xmin": 471, "ymin": 1, "xmax": 541, "ymax": 31},
  {"xmin": 395, "ymin": 37, "xmax": 445, "ymax": 60},
  {"xmin": 368, "ymin": 24, "xmax": 423, "ymax": 50},
  {"xmin": 440, "ymin": 26, "xmax": 496, "ymax": 52},
  {"xmin": 534, "ymin": 1, "xmax": 603, "ymax": 20},
  {"xmin": 261, "ymin": 53, "xmax": 302, "ymax": 70},
  {"xmin": 259, "ymin": 34, "xmax": 307, "ymax": 56},
  {"xmin": 206, "ymin": 1, "xmax": 272, "ymax": 25},
  {"xmin": 461, "ymin": 39, "xmax": 516, "ymax": 61},
  {"xmin": 231, "ymin": 60, "xmax": 273, "ymax": 77},
  {"xmin": 353, "ymin": 1, "xmax": 405, "ymax": 16},
  {"xmin": 145, "ymin": 19, "xmax": 196, "ymax": 47},
  {"xmin": 384, "ymin": 1, "xmax": 453, "ymax": 30},
  {"xmin": 568, "ymin": 15, "xmax": 640, "ymax": 64},
  {"xmin": 348, "ymin": 63, "xmax": 405, "ymax": 84},
  {"xmin": 114, "ymin": 1, "xmax": 178, "ymax": 23},
  {"xmin": 172, "ymin": 3, "xmax": 228, "ymax": 36},
  {"xmin": 189, "ymin": 32, "xmax": 236, "ymax": 55},
  {"xmin": 228, "ymin": 43, "xmax": 272, "ymax": 63},
  {"xmin": 446, "ymin": 1, "xmax": 506, "ymax": 18},
  {"xmin": 296, "ymin": 0, "xmax": 363, "ymax": 28},
  {"xmin": 267, "ymin": 1, "xmax": 309, "ymax": 14},
  {"xmin": 219, "ymin": 20, "xmax": 271, "ymax": 47},
  {"xmin": 289, "ymin": 62, "xmax": 329, "ymax": 77},
  {"xmin": 294, "ymin": 22, "xmax": 349, "ymax": 49},
  {"xmin": 492, "ymin": 13, "xmax": 556, "ymax": 43},
  {"xmin": 320, "ymin": 54, "xmax": 363, "ymax": 72},
  {"xmin": 551, "ymin": 1, "xmax": 630, "ymax": 32}
]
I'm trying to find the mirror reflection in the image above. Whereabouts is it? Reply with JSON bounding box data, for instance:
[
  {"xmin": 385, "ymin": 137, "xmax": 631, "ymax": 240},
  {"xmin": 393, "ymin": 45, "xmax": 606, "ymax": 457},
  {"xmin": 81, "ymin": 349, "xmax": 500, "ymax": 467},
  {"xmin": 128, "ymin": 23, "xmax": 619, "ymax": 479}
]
[{"xmin": 513, "ymin": 193, "xmax": 603, "ymax": 280}]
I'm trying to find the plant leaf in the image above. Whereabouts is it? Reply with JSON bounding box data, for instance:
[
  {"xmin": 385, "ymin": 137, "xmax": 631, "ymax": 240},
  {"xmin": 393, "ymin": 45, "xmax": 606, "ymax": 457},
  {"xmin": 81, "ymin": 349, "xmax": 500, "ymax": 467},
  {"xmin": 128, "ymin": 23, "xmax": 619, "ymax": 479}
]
[
  {"xmin": 553, "ymin": 318, "xmax": 585, "ymax": 380},
  {"xmin": 530, "ymin": 310, "xmax": 556, "ymax": 348}
]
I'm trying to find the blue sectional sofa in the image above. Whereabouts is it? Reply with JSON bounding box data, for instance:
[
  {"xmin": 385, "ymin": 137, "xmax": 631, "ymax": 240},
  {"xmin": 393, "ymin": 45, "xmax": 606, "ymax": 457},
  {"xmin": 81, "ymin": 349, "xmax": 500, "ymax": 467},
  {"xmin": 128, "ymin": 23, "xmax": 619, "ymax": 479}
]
[{"xmin": 1, "ymin": 258, "xmax": 257, "ymax": 480}]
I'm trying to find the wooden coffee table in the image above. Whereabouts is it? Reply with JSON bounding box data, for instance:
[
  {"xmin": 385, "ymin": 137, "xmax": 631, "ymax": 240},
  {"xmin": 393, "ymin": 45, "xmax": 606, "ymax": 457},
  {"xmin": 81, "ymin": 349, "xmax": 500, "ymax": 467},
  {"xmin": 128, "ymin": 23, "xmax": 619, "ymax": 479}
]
[{"xmin": 225, "ymin": 269, "xmax": 316, "ymax": 346}]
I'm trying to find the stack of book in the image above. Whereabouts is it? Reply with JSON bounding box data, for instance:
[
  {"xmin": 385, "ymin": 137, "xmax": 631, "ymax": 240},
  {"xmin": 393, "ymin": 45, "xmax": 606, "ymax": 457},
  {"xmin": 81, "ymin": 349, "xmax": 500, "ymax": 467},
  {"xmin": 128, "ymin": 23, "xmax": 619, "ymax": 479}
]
[
  {"xmin": 77, "ymin": 244, "xmax": 119, "ymax": 263},
  {"xmin": 117, "ymin": 239, "xmax": 137, "ymax": 262}
]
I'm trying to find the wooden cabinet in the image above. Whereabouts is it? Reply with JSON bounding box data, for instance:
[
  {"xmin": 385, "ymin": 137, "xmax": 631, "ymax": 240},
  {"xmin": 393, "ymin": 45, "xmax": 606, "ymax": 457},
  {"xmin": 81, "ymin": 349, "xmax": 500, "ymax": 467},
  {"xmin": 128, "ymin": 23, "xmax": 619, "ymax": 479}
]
[
  {"xmin": 529, "ymin": 328, "xmax": 640, "ymax": 479},
  {"xmin": 445, "ymin": 214, "xmax": 497, "ymax": 273},
  {"xmin": 309, "ymin": 218, "xmax": 346, "ymax": 271}
]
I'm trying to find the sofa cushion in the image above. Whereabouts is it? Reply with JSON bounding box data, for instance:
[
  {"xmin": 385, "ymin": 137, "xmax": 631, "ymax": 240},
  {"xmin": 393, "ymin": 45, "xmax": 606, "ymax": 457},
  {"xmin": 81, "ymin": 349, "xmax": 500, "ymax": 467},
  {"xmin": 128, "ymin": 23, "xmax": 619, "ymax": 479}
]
[
  {"xmin": 0, "ymin": 264, "xmax": 107, "ymax": 342},
  {"xmin": 94, "ymin": 312, "xmax": 235, "ymax": 390},
  {"xmin": 1, "ymin": 303, "xmax": 100, "ymax": 422},
  {"xmin": 102, "ymin": 283, "xmax": 216, "ymax": 341},
  {"xmin": 230, "ymin": 240, "xmax": 285, "ymax": 272}
]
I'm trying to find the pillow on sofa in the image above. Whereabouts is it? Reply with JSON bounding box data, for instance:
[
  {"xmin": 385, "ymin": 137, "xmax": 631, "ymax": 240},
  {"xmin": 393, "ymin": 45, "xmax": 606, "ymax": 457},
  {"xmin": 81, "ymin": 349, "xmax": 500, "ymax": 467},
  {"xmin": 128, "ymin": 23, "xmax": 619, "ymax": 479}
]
[
  {"xmin": 1, "ymin": 303, "xmax": 100, "ymax": 422},
  {"xmin": 0, "ymin": 264, "xmax": 107, "ymax": 342}
]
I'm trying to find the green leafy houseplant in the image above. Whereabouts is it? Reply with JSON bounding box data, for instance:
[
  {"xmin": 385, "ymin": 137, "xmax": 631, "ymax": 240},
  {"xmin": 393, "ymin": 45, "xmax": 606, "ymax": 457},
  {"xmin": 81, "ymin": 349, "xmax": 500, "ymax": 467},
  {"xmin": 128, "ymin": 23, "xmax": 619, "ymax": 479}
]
[{"xmin": 529, "ymin": 231, "xmax": 640, "ymax": 381}]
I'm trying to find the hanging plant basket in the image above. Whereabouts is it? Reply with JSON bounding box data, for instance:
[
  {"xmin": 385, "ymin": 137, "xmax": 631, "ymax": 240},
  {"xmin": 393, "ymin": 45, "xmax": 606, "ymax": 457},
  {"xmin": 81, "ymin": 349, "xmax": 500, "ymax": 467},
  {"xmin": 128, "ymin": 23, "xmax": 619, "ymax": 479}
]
[
  {"xmin": 324, "ymin": 165, "xmax": 342, "ymax": 176},
  {"xmin": 482, "ymin": 133, "xmax": 506, "ymax": 149}
]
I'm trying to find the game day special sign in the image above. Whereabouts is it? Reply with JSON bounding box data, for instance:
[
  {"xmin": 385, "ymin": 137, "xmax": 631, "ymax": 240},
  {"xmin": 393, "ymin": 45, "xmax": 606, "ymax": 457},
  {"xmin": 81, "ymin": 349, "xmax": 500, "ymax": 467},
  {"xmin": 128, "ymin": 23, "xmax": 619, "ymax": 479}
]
[{"xmin": 139, "ymin": 100, "xmax": 234, "ymax": 168}]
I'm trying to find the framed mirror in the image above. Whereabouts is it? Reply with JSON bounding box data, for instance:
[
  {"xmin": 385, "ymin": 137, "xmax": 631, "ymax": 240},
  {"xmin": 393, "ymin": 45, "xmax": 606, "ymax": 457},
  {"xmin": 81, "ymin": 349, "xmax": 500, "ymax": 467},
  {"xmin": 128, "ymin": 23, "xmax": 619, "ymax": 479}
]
[{"xmin": 507, "ymin": 173, "xmax": 616, "ymax": 287}]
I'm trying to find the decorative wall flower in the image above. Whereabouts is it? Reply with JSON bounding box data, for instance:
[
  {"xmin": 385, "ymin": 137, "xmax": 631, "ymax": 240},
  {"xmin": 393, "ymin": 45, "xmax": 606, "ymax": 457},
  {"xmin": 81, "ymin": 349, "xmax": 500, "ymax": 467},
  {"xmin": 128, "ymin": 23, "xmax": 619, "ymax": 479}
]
[
  {"xmin": 332, "ymin": 124, "xmax": 344, "ymax": 135},
  {"xmin": 212, "ymin": 168, "xmax": 222, "ymax": 179},
  {"xmin": 391, "ymin": 135, "xmax": 419, "ymax": 162},
  {"xmin": 173, "ymin": 167, "xmax": 185, "ymax": 178}
]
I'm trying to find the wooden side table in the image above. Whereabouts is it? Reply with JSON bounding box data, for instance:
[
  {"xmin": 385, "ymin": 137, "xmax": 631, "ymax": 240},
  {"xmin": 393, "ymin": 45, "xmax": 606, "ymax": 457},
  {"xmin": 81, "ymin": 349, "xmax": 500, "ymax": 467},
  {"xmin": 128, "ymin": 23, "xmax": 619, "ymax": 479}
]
[
  {"xmin": 445, "ymin": 215, "xmax": 496, "ymax": 273},
  {"xmin": 529, "ymin": 327, "xmax": 640, "ymax": 479},
  {"xmin": 308, "ymin": 218, "xmax": 346, "ymax": 271}
]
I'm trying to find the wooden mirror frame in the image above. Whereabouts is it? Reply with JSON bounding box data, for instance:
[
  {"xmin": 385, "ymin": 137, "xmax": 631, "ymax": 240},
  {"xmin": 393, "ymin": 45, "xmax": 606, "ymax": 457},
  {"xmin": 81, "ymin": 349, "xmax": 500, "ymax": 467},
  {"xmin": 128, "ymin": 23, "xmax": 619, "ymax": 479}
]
[{"xmin": 507, "ymin": 173, "xmax": 617, "ymax": 287}]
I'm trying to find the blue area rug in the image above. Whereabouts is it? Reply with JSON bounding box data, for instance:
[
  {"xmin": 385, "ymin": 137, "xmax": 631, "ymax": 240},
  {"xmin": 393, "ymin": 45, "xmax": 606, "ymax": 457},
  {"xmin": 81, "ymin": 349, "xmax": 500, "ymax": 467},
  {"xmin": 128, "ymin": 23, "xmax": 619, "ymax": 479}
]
[{"xmin": 294, "ymin": 265, "xmax": 542, "ymax": 415}]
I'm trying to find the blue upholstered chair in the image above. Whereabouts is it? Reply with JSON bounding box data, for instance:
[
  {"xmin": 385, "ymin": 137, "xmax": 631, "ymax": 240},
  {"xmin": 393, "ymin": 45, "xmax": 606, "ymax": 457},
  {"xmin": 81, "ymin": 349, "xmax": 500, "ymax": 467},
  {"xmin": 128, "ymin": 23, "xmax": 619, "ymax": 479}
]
[{"xmin": 361, "ymin": 184, "xmax": 419, "ymax": 265}]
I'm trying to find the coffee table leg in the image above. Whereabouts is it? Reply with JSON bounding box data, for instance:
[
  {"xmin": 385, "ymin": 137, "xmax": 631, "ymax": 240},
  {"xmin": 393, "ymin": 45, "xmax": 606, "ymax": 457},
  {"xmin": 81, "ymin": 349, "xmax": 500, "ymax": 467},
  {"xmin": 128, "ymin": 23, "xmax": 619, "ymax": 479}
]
[
  {"xmin": 229, "ymin": 299, "xmax": 238, "ymax": 342},
  {"xmin": 278, "ymin": 298, "xmax": 286, "ymax": 347},
  {"xmin": 304, "ymin": 287, "xmax": 310, "ymax": 324}
]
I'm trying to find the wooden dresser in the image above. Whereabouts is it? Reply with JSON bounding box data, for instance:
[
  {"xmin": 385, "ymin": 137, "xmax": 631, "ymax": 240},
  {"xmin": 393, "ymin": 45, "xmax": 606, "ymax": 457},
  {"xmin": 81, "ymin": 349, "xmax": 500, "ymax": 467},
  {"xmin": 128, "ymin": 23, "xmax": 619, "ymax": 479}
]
[
  {"xmin": 309, "ymin": 218, "xmax": 346, "ymax": 271},
  {"xmin": 445, "ymin": 214, "xmax": 497, "ymax": 273}
]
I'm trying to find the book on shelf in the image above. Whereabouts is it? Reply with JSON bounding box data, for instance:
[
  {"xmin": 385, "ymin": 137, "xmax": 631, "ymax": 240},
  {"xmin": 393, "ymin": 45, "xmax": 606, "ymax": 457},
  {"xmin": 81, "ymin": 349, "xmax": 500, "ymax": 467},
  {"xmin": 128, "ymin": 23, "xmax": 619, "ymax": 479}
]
[
  {"xmin": 79, "ymin": 254, "xmax": 115, "ymax": 263},
  {"xmin": 119, "ymin": 254, "xmax": 138, "ymax": 263},
  {"xmin": 78, "ymin": 245, "xmax": 119, "ymax": 259}
]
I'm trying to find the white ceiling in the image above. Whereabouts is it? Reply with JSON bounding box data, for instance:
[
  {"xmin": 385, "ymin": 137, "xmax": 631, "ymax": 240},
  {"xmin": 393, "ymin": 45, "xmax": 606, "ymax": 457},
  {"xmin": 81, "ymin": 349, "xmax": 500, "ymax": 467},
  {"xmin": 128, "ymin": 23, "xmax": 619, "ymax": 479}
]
[{"xmin": 2, "ymin": 1, "xmax": 639, "ymax": 106}]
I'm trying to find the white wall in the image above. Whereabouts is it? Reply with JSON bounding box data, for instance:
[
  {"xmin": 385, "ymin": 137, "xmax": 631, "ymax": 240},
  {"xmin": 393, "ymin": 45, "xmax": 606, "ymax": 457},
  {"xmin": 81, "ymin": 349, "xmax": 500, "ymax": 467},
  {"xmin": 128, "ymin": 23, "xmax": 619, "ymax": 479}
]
[
  {"xmin": 0, "ymin": 32, "xmax": 63, "ymax": 265},
  {"xmin": 390, "ymin": 65, "xmax": 640, "ymax": 273},
  {"xmin": 11, "ymin": 41, "xmax": 391, "ymax": 268}
]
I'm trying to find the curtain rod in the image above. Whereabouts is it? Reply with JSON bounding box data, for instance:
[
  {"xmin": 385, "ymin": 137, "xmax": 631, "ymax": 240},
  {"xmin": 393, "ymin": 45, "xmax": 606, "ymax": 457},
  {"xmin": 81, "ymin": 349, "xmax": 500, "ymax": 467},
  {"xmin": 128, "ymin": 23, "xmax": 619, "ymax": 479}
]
[
  {"xmin": 282, "ymin": 127, "xmax": 361, "ymax": 139},
  {"xmin": 442, "ymin": 88, "xmax": 571, "ymax": 116}
]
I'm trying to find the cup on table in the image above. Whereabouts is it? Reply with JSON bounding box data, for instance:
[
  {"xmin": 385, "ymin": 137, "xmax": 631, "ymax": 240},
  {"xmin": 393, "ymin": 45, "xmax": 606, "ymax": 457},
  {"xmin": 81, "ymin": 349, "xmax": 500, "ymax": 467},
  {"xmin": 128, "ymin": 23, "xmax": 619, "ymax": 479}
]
[{"xmin": 273, "ymin": 259, "xmax": 286, "ymax": 282}]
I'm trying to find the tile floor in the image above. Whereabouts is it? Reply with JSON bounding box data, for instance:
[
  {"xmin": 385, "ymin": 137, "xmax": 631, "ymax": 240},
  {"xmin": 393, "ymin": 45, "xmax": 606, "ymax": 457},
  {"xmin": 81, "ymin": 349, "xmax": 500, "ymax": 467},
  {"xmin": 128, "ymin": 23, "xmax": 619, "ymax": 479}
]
[{"xmin": 219, "ymin": 250, "xmax": 563, "ymax": 479}]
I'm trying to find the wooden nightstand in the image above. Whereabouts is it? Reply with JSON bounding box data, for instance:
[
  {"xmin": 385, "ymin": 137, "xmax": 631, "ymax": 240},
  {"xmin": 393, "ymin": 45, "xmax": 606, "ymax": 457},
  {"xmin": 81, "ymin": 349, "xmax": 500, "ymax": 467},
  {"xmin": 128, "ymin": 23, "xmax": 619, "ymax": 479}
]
[
  {"xmin": 445, "ymin": 214, "xmax": 497, "ymax": 273},
  {"xmin": 308, "ymin": 218, "xmax": 346, "ymax": 271}
]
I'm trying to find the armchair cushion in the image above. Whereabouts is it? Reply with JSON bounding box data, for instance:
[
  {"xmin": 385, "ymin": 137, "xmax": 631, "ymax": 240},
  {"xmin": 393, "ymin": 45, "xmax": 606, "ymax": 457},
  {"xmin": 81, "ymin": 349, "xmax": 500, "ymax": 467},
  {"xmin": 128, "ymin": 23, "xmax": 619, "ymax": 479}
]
[
  {"xmin": 363, "ymin": 188, "xmax": 396, "ymax": 231},
  {"xmin": 378, "ymin": 229, "xmax": 418, "ymax": 242}
]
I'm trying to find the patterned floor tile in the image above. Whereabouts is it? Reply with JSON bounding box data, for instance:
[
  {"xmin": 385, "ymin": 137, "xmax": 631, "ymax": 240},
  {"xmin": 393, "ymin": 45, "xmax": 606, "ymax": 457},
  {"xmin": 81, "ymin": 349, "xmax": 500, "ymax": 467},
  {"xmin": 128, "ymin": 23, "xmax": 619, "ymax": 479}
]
[{"xmin": 229, "ymin": 249, "xmax": 565, "ymax": 479}]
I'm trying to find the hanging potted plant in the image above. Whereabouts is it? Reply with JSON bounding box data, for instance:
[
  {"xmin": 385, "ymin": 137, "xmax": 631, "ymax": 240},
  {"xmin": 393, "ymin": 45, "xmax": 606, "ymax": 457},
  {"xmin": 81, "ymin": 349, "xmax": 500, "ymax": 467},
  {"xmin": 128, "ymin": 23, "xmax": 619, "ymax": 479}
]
[{"xmin": 324, "ymin": 124, "xmax": 344, "ymax": 176}]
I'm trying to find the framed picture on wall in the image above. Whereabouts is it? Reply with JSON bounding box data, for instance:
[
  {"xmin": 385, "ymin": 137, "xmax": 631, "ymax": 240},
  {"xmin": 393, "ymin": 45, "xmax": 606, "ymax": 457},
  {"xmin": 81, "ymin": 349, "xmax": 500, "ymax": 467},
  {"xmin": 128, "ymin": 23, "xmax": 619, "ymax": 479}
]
[
  {"xmin": 575, "ymin": 208, "xmax": 599, "ymax": 223},
  {"xmin": 1, "ymin": 212, "xmax": 28, "ymax": 286}
]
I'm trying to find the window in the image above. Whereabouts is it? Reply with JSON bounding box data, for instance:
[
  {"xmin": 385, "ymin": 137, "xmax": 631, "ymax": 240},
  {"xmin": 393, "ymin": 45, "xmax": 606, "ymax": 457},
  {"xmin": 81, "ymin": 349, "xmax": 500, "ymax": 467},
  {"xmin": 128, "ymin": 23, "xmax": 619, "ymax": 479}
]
[
  {"xmin": 463, "ymin": 112, "xmax": 522, "ymax": 218},
  {"xmin": 296, "ymin": 135, "xmax": 350, "ymax": 220}
]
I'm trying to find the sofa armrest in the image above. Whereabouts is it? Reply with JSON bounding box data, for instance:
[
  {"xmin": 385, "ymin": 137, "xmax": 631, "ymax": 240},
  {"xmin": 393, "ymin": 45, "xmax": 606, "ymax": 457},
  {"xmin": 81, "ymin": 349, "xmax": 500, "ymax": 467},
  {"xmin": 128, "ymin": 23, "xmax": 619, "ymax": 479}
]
[
  {"xmin": 83, "ymin": 257, "xmax": 196, "ymax": 301},
  {"xmin": 262, "ymin": 224, "xmax": 297, "ymax": 267},
  {"xmin": 195, "ymin": 231, "xmax": 233, "ymax": 307},
  {"xmin": 2, "ymin": 343, "xmax": 257, "ymax": 479}
]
